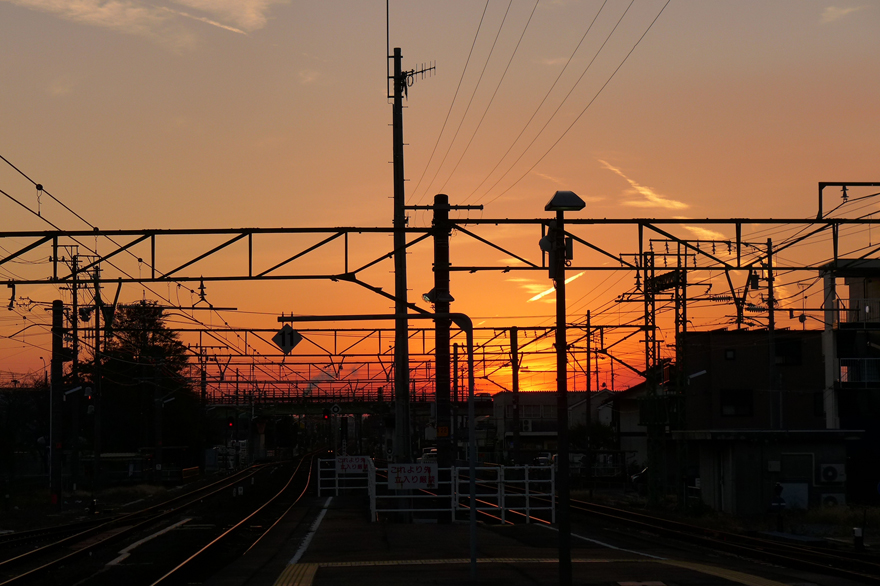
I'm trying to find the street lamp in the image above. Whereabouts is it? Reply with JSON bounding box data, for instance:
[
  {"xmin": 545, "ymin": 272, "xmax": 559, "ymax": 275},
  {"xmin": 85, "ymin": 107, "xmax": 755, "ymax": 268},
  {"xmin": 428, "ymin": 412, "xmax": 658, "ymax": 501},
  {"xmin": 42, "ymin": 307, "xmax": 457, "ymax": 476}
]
[{"xmin": 542, "ymin": 190, "xmax": 585, "ymax": 586}]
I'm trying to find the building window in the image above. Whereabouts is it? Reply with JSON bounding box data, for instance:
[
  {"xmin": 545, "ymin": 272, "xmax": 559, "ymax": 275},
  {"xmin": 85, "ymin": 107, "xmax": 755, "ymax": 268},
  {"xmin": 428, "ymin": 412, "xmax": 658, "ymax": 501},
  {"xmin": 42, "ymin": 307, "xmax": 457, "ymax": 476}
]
[
  {"xmin": 523, "ymin": 405, "xmax": 541, "ymax": 418},
  {"xmin": 543, "ymin": 405, "xmax": 555, "ymax": 419},
  {"xmin": 720, "ymin": 388, "xmax": 753, "ymax": 416},
  {"xmin": 725, "ymin": 349, "xmax": 736, "ymax": 360}
]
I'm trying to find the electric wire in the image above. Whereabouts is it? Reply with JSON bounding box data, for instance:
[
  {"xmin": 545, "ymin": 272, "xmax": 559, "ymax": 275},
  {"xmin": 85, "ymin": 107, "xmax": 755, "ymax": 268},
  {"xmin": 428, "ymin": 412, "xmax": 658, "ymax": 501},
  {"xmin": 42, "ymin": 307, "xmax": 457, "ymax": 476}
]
[
  {"xmin": 434, "ymin": 1, "xmax": 540, "ymax": 197},
  {"xmin": 0, "ymin": 162, "xmax": 294, "ymax": 396},
  {"xmin": 407, "ymin": 0, "xmax": 491, "ymax": 203},
  {"xmin": 480, "ymin": 0, "xmax": 671, "ymax": 207},
  {"xmin": 415, "ymin": 1, "xmax": 515, "ymax": 205},
  {"xmin": 461, "ymin": 0, "xmax": 609, "ymax": 204}
]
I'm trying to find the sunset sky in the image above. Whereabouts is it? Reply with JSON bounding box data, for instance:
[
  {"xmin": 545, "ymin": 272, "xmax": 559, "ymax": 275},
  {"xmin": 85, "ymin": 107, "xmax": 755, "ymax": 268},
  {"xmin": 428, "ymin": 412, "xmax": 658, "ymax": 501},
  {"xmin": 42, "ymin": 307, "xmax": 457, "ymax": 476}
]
[{"xmin": 1, "ymin": 1, "xmax": 878, "ymax": 392}]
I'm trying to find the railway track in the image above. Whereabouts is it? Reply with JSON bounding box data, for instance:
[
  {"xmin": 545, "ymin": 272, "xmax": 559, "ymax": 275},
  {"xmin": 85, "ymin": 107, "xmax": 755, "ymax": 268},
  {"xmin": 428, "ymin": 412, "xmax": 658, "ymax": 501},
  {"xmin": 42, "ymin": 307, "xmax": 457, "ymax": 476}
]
[
  {"xmin": 568, "ymin": 497, "xmax": 880, "ymax": 583},
  {"xmin": 451, "ymin": 471, "xmax": 880, "ymax": 583},
  {"xmin": 0, "ymin": 455, "xmax": 316, "ymax": 586}
]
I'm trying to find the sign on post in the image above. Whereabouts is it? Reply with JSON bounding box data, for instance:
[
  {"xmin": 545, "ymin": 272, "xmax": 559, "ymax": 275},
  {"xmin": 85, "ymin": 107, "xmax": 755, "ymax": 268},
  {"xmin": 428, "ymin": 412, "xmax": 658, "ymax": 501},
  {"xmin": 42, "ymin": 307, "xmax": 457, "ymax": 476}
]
[
  {"xmin": 272, "ymin": 324, "xmax": 302, "ymax": 355},
  {"xmin": 388, "ymin": 463, "xmax": 438, "ymax": 490},
  {"xmin": 336, "ymin": 455, "xmax": 370, "ymax": 473}
]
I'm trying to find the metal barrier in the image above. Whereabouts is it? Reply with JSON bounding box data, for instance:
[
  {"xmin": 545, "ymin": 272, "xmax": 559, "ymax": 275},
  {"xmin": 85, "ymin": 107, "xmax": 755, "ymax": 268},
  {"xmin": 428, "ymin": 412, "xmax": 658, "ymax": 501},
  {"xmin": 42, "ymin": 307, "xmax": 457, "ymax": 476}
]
[
  {"xmin": 318, "ymin": 457, "xmax": 556, "ymax": 522},
  {"xmin": 317, "ymin": 458, "xmax": 372, "ymax": 496},
  {"xmin": 370, "ymin": 464, "xmax": 555, "ymax": 523}
]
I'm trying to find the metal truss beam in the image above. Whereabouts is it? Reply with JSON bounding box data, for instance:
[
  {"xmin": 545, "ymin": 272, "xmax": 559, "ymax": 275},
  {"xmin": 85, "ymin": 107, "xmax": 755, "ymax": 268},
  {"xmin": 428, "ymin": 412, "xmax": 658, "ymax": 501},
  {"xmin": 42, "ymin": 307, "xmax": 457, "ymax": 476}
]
[{"xmin": 5, "ymin": 216, "xmax": 880, "ymax": 285}]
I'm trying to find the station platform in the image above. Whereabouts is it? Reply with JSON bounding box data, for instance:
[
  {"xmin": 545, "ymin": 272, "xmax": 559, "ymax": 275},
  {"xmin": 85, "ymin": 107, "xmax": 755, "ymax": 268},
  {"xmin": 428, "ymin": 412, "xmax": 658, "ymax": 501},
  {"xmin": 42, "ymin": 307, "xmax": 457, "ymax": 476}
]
[{"xmin": 272, "ymin": 495, "xmax": 790, "ymax": 586}]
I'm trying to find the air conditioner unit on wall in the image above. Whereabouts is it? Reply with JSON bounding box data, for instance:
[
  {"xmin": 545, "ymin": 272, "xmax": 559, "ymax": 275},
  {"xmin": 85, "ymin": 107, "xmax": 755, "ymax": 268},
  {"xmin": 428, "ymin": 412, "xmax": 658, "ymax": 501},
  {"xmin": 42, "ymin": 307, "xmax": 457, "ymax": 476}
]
[
  {"xmin": 818, "ymin": 463, "xmax": 846, "ymax": 484},
  {"xmin": 821, "ymin": 493, "xmax": 846, "ymax": 506},
  {"xmin": 521, "ymin": 419, "xmax": 532, "ymax": 432}
]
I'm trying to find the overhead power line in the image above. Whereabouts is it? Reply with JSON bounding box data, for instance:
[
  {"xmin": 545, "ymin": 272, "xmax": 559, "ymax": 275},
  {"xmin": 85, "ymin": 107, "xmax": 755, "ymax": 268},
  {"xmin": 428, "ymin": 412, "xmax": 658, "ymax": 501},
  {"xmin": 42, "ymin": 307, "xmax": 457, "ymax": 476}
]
[
  {"xmin": 407, "ymin": 0, "xmax": 491, "ymax": 203},
  {"xmin": 482, "ymin": 0, "xmax": 671, "ymax": 206}
]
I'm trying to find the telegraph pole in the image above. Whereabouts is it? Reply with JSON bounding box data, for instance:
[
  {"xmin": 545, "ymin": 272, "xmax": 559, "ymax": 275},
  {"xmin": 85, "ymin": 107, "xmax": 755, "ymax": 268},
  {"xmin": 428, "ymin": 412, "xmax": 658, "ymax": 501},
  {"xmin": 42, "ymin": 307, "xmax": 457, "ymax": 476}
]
[
  {"xmin": 767, "ymin": 238, "xmax": 780, "ymax": 429},
  {"xmin": 511, "ymin": 327, "xmax": 521, "ymax": 465},
  {"xmin": 391, "ymin": 47, "xmax": 410, "ymax": 463},
  {"xmin": 50, "ymin": 300, "xmax": 64, "ymax": 505},
  {"xmin": 407, "ymin": 194, "xmax": 480, "ymax": 469},
  {"xmin": 91, "ymin": 269, "xmax": 102, "ymax": 505},
  {"xmin": 432, "ymin": 194, "xmax": 452, "ymax": 468},
  {"xmin": 390, "ymin": 47, "xmax": 433, "ymax": 462},
  {"xmin": 70, "ymin": 255, "xmax": 80, "ymax": 491}
]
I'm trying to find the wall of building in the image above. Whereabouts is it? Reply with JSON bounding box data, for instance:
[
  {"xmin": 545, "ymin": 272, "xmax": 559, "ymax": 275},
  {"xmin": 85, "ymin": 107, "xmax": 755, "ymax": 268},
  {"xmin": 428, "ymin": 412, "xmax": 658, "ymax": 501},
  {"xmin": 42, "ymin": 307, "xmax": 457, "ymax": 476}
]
[{"xmin": 684, "ymin": 330, "xmax": 825, "ymax": 431}]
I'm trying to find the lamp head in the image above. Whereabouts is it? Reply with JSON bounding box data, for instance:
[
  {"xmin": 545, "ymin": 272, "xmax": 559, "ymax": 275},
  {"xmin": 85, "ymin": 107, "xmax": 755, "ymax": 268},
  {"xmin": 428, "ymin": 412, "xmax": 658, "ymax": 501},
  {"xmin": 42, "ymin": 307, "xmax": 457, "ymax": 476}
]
[
  {"xmin": 422, "ymin": 288, "xmax": 455, "ymax": 303},
  {"xmin": 544, "ymin": 190, "xmax": 586, "ymax": 212}
]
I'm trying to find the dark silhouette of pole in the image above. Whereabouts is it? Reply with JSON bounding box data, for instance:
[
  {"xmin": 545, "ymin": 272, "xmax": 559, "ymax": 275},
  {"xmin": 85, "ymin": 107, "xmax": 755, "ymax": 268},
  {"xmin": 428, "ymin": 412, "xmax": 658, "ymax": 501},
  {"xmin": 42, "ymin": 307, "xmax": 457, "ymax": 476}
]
[
  {"xmin": 767, "ymin": 238, "xmax": 780, "ymax": 429},
  {"xmin": 70, "ymin": 256, "xmax": 80, "ymax": 490},
  {"xmin": 511, "ymin": 326, "xmax": 521, "ymax": 465},
  {"xmin": 419, "ymin": 193, "xmax": 481, "ymax": 468},
  {"xmin": 543, "ymin": 190, "xmax": 584, "ymax": 586},
  {"xmin": 586, "ymin": 310, "xmax": 591, "ymax": 494},
  {"xmin": 553, "ymin": 209, "xmax": 572, "ymax": 585},
  {"xmin": 433, "ymin": 194, "xmax": 452, "ymax": 468},
  {"xmin": 392, "ymin": 47, "xmax": 411, "ymax": 463},
  {"xmin": 92, "ymin": 270, "xmax": 102, "ymax": 506},
  {"xmin": 50, "ymin": 300, "xmax": 64, "ymax": 505},
  {"xmin": 453, "ymin": 342, "xmax": 459, "ymax": 461}
]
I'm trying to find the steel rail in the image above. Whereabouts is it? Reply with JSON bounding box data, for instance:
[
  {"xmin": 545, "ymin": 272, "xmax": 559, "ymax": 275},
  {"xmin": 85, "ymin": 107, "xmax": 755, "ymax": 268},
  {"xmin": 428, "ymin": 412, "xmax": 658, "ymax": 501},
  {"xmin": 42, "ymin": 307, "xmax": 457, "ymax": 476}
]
[
  {"xmin": 0, "ymin": 464, "xmax": 274, "ymax": 584},
  {"xmin": 150, "ymin": 454, "xmax": 315, "ymax": 585}
]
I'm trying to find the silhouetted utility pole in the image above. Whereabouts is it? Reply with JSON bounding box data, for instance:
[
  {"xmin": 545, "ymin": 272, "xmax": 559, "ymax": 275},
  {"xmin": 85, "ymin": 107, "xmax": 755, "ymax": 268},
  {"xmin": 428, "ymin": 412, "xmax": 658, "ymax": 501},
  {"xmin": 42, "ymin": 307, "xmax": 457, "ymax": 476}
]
[
  {"xmin": 431, "ymin": 194, "xmax": 452, "ymax": 468},
  {"xmin": 92, "ymin": 269, "xmax": 102, "ymax": 503},
  {"xmin": 453, "ymin": 342, "xmax": 459, "ymax": 459},
  {"xmin": 584, "ymin": 312, "xmax": 591, "ymax": 490},
  {"xmin": 407, "ymin": 194, "xmax": 480, "ymax": 469},
  {"xmin": 50, "ymin": 300, "xmax": 64, "ymax": 505},
  {"xmin": 544, "ymin": 190, "xmax": 586, "ymax": 586},
  {"xmin": 553, "ymin": 215, "xmax": 572, "ymax": 586},
  {"xmin": 511, "ymin": 327, "xmax": 520, "ymax": 465},
  {"xmin": 201, "ymin": 349, "xmax": 208, "ymax": 471},
  {"xmin": 767, "ymin": 238, "xmax": 780, "ymax": 429},
  {"xmin": 390, "ymin": 47, "xmax": 433, "ymax": 462},
  {"xmin": 69, "ymin": 254, "xmax": 81, "ymax": 491}
]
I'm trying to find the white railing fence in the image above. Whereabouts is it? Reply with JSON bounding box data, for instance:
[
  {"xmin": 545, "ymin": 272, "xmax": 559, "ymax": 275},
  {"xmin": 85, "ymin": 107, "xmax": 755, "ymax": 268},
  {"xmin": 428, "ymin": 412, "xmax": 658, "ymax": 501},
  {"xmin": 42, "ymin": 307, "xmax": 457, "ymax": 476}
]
[{"xmin": 318, "ymin": 458, "xmax": 555, "ymax": 523}]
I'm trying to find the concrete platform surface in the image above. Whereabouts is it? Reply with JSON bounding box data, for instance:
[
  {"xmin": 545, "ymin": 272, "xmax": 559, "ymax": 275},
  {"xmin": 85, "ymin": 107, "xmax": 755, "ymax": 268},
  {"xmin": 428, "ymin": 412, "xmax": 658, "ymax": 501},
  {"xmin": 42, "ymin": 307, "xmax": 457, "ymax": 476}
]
[{"xmin": 272, "ymin": 495, "xmax": 791, "ymax": 586}]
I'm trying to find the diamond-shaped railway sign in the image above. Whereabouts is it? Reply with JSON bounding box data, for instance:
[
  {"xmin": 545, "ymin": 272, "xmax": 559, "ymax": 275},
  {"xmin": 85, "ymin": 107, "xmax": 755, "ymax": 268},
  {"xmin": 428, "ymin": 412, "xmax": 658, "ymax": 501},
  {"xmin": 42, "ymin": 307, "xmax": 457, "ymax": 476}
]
[{"xmin": 272, "ymin": 324, "xmax": 302, "ymax": 355}]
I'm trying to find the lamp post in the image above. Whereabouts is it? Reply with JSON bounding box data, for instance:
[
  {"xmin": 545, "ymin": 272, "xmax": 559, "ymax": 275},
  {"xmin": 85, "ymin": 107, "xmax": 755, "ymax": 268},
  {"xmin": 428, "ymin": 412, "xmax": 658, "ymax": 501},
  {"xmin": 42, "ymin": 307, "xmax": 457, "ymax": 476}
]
[{"xmin": 541, "ymin": 190, "xmax": 585, "ymax": 586}]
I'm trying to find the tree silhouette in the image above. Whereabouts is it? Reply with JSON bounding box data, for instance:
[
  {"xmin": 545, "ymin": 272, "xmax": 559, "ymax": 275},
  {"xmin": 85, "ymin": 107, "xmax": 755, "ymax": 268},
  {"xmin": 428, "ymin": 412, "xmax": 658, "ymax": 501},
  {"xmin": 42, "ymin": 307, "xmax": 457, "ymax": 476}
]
[{"xmin": 86, "ymin": 301, "xmax": 199, "ymax": 459}]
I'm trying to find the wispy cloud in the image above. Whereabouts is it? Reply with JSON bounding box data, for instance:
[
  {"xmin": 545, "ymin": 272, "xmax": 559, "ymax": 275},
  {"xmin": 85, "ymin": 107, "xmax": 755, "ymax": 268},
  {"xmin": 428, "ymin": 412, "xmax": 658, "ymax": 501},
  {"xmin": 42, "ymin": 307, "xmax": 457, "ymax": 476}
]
[
  {"xmin": 534, "ymin": 173, "xmax": 604, "ymax": 201},
  {"xmin": 527, "ymin": 271, "xmax": 585, "ymax": 302},
  {"xmin": 172, "ymin": 0, "xmax": 285, "ymax": 32},
  {"xmin": 821, "ymin": 6, "xmax": 866, "ymax": 23},
  {"xmin": 160, "ymin": 7, "xmax": 246, "ymax": 35},
  {"xmin": 534, "ymin": 171, "xmax": 566, "ymax": 186},
  {"xmin": 5, "ymin": 1, "xmax": 176, "ymax": 38},
  {"xmin": 299, "ymin": 69, "xmax": 320, "ymax": 85},
  {"xmin": 683, "ymin": 226, "xmax": 726, "ymax": 241},
  {"xmin": 535, "ymin": 57, "xmax": 569, "ymax": 66},
  {"xmin": 599, "ymin": 160, "xmax": 688, "ymax": 210},
  {"xmin": 2, "ymin": 0, "xmax": 285, "ymax": 48}
]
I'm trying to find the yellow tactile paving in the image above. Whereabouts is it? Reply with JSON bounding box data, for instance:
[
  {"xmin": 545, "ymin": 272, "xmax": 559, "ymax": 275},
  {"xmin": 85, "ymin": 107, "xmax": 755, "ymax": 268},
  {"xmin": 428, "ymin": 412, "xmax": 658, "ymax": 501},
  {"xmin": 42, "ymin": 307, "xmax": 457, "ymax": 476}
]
[
  {"xmin": 273, "ymin": 562, "xmax": 318, "ymax": 586},
  {"xmin": 660, "ymin": 560, "xmax": 789, "ymax": 586}
]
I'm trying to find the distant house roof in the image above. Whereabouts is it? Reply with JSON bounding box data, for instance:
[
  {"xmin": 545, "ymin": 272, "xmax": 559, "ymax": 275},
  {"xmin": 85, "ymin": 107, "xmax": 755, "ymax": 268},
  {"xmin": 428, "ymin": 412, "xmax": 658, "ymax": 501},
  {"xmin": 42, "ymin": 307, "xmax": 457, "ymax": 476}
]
[{"xmin": 819, "ymin": 258, "xmax": 880, "ymax": 277}]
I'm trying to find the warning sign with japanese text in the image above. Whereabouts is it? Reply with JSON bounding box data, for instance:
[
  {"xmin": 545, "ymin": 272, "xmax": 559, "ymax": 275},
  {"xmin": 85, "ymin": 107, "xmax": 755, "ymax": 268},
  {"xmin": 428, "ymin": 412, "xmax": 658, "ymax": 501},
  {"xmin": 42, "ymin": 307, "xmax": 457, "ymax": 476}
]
[
  {"xmin": 388, "ymin": 463, "xmax": 438, "ymax": 490},
  {"xmin": 336, "ymin": 456, "xmax": 370, "ymax": 473}
]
